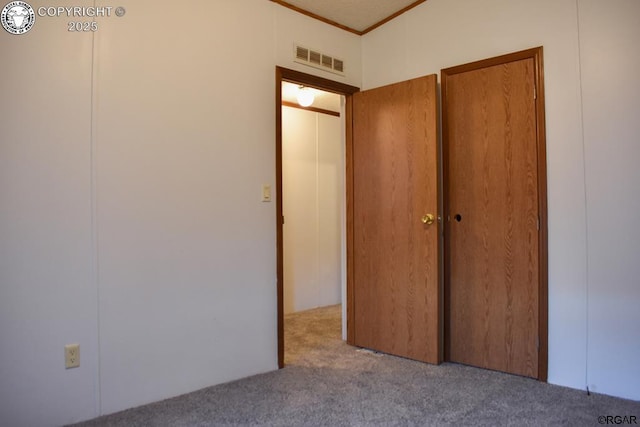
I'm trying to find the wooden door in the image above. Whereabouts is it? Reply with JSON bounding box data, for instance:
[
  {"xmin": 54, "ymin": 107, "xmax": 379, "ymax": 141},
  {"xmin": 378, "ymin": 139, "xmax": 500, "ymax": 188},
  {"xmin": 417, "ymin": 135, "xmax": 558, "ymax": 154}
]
[
  {"xmin": 352, "ymin": 75, "xmax": 440, "ymax": 364},
  {"xmin": 442, "ymin": 48, "xmax": 547, "ymax": 379}
]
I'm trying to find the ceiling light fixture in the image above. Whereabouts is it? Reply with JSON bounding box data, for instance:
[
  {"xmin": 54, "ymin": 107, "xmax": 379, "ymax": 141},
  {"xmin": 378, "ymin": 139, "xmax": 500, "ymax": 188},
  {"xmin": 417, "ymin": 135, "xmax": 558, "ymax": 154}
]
[{"xmin": 296, "ymin": 86, "xmax": 315, "ymax": 107}]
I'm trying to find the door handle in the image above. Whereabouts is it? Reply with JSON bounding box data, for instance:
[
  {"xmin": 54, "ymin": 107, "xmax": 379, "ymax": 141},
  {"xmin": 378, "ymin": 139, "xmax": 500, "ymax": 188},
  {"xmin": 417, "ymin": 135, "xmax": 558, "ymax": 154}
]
[{"xmin": 421, "ymin": 214, "xmax": 435, "ymax": 225}]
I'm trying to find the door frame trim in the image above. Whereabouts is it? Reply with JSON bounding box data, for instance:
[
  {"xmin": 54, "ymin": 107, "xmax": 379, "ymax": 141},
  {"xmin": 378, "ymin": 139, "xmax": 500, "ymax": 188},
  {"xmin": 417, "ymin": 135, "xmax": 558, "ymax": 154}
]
[
  {"xmin": 441, "ymin": 47, "xmax": 548, "ymax": 381},
  {"xmin": 275, "ymin": 67, "xmax": 359, "ymax": 368}
]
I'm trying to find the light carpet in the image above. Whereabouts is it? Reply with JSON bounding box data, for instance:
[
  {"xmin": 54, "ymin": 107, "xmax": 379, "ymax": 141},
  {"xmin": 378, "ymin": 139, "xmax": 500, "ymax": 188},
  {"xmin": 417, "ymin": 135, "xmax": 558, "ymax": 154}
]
[{"xmin": 71, "ymin": 304, "xmax": 639, "ymax": 426}]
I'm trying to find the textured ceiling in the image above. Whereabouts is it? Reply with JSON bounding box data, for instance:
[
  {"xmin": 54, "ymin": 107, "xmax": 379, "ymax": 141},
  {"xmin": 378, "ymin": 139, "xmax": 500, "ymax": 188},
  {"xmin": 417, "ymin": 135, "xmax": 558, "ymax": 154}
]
[{"xmin": 273, "ymin": 0, "xmax": 424, "ymax": 34}]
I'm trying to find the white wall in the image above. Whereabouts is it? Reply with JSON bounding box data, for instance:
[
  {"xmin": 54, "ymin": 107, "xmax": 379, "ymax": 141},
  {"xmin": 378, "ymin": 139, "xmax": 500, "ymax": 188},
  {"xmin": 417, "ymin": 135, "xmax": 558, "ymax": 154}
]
[
  {"xmin": 282, "ymin": 107, "xmax": 342, "ymax": 314},
  {"xmin": 362, "ymin": 0, "xmax": 639, "ymax": 400},
  {"xmin": 0, "ymin": 1, "xmax": 361, "ymax": 425},
  {"xmin": 94, "ymin": 0, "xmax": 278, "ymax": 414},
  {"xmin": 578, "ymin": 0, "xmax": 640, "ymax": 399},
  {"xmin": 0, "ymin": 2, "xmax": 98, "ymax": 426}
]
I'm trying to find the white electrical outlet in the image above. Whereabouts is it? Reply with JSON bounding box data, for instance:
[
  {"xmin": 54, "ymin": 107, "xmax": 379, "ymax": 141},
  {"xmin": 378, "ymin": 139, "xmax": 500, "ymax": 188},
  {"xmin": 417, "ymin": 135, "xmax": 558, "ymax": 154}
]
[{"xmin": 65, "ymin": 344, "xmax": 80, "ymax": 369}]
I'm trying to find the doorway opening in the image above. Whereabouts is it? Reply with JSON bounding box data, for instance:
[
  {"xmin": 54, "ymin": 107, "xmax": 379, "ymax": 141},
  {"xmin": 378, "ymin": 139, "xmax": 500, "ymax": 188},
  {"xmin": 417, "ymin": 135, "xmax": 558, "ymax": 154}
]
[
  {"xmin": 282, "ymin": 83, "xmax": 342, "ymax": 365},
  {"xmin": 275, "ymin": 67, "xmax": 359, "ymax": 368}
]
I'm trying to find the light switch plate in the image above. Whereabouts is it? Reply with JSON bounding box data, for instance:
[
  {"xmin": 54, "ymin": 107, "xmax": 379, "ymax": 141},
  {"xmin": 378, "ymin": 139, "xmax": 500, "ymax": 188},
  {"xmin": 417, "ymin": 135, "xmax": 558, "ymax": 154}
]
[{"xmin": 262, "ymin": 184, "xmax": 271, "ymax": 202}]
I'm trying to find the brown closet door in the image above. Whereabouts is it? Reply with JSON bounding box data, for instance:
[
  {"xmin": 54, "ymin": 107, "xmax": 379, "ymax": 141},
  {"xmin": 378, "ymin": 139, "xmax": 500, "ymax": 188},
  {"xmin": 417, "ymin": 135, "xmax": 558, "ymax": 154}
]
[{"xmin": 443, "ymin": 53, "xmax": 544, "ymax": 379}]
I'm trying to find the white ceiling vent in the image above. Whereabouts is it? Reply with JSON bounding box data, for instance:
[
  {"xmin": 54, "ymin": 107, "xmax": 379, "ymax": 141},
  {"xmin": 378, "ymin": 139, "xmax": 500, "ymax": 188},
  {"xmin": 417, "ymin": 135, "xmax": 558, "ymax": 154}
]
[{"xmin": 293, "ymin": 43, "xmax": 345, "ymax": 76}]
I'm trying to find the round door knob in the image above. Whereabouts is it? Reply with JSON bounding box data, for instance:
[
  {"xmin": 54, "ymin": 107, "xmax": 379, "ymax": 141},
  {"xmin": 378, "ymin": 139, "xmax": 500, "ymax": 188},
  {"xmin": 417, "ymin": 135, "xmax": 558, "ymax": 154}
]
[{"xmin": 421, "ymin": 214, "xmax": 435, "ymax": 225}]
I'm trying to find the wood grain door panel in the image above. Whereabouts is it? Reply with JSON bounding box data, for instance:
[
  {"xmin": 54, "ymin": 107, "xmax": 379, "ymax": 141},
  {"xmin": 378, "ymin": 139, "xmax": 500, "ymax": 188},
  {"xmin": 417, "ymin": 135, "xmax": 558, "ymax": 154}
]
[
  {"xmin": 443, "ymin": 53, "xmax": 544, "ymax": 379},
  {"xmin": 353, "ymin": 75, "xmax": 440, "ymax": 364}
]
